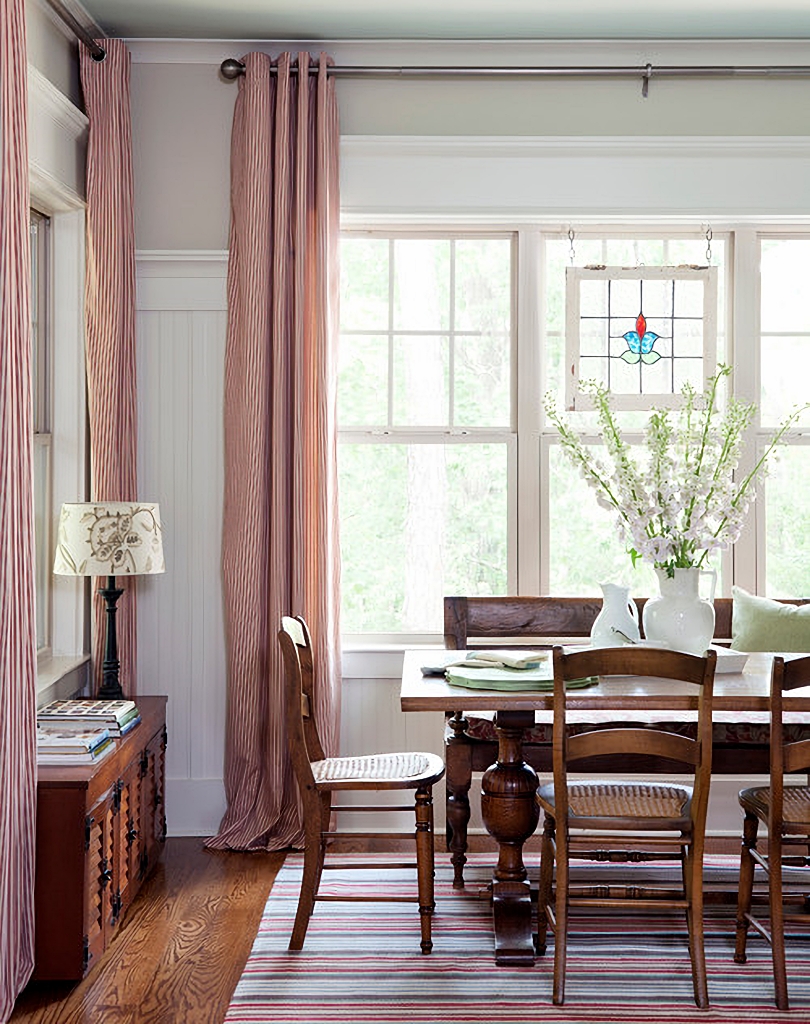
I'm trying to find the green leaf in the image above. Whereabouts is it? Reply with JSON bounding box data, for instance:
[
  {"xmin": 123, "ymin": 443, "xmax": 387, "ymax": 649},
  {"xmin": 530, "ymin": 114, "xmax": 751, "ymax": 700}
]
[{"xmin": 620, "ymin": 351, "xmax": 641, "ymax": 364}]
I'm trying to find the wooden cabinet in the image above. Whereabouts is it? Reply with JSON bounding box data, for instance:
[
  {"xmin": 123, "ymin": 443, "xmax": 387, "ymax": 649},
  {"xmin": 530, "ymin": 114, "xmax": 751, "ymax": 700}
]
[{"xmin": 33, "ymin": 696, "xmax": 167, "ymax": 981}]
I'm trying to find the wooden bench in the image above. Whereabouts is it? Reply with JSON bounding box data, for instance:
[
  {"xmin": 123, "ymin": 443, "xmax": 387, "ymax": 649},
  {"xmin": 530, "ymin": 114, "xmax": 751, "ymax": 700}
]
[{"xmin": 442, "ymin": 594, "xmax": 810, "ymax": 889}]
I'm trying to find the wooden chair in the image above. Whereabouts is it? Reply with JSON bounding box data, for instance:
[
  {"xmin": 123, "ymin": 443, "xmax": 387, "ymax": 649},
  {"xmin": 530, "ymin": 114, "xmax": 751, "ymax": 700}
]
[
  {"xmin": 443, "ymin": 595, "xmax": 736, "ymax": 888},
  {"xmin": 536, "ymin": 644, "xmax": 717, "ymax": 1008},
  {"xmin": 278, "ymin": 615, "xmax": 445, "ymax": 953},
  {"xmin": 734, "ymin": 653, "xmax": 810, "ymax": 1010}
]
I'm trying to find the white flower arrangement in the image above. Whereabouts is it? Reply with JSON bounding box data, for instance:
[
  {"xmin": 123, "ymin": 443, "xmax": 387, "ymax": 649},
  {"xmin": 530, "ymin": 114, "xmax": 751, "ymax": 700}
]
[{"xmin": 545, "ymin": 365, "xmax": 804, "ymax": 575}]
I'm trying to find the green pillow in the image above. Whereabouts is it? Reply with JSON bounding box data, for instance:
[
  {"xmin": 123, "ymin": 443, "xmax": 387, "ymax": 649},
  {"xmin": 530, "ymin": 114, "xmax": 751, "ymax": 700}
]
[{"xmin": 731, "ymin": 586, "xmax": 810, "ymax": 652}]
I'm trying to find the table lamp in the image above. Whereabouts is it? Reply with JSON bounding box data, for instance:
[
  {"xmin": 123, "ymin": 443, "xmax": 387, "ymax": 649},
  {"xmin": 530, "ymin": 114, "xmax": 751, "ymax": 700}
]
[{"xmin": 53, "ymin": 502, "xmax": 165, "ymax": 699}]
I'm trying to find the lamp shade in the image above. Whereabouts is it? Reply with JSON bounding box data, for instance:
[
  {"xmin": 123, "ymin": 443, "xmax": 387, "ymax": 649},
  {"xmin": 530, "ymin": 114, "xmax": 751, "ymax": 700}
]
[{"xmin": 53, "ymin": 502, "xmax": 165, "ymax": 577}]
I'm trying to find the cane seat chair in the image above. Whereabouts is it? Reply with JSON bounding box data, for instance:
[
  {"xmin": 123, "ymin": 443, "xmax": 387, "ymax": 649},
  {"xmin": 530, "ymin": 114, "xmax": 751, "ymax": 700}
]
[
  {"xmin": 278, "ymin": 616, "xmax": 445, "ymax": 953},
  {"xmin": 734, "ymin": 653, "xmax": 810, "ymax": 1010},
  {"xmin": 535, "ymin": 645, "xmax": 717, "ymax": 1008}
]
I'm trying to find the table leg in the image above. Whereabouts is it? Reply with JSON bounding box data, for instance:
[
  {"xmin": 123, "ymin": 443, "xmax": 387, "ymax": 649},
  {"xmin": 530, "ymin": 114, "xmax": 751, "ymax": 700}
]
[{"xmin": 480, "ymin": 709, "xmax": 540, "ymax": 965}]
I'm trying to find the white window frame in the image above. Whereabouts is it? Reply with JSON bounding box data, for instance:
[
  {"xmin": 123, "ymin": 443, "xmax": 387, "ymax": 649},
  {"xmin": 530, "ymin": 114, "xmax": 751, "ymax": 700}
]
[
  {"xmin": 29, "ymin": 65, "xmax": 90, "ymax": 699},
  {"xmin": 31, "ymin": 208, "xmax": 52, "ymax": 656}
]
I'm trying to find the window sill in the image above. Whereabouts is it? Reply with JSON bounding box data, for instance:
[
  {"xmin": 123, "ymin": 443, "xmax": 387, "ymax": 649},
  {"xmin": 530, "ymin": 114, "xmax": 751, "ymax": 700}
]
[
  {"xmin": 341, "ymin": 642, "xmax": 443, "ymax": 681},
  {"xmin": 36, "ymin": 654, "xmax": 90, "ymax": 705}
]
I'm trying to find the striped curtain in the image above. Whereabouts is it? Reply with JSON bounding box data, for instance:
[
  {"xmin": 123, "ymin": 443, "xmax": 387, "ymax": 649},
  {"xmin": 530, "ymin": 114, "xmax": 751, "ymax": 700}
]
[
  {"xmin": 79, "ymin": 41, "xmax": 139, "ymax": 696},
  {"xmin": 207, "ymin": 52, "xmax": 342, "ymax": 851},
  {"xmin": 0, "ymin": 0, "xmax": 38, "ymax": 1014}
]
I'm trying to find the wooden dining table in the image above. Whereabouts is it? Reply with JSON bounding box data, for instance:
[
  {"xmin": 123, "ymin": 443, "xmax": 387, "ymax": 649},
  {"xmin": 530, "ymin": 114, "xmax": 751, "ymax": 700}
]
[{"xmin": 400, "ymin": 648, "xmax": 810, "ymax": 966}]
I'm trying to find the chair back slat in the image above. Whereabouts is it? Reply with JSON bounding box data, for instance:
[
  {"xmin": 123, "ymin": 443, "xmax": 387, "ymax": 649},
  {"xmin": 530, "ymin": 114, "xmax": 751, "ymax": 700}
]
[
  {"xmin": 567, "ymin": 727, "xmax": 699, "ymax": 768},
  {"xmin": 784, "ymin": 738, "xmax": 810, "ymax": 775},
  {"xmin": 279, "ymin": 615, "xmax": 327, "ymax": 784},
  {"xmin": 770, "ymin": 654, "xmax": 810, "ymax": 820}
]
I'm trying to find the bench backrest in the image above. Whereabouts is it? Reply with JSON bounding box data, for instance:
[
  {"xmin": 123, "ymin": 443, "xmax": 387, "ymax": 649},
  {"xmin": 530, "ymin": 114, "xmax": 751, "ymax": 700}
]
[{"xmin": 443, "ymin": 595, "xmax": 740, "ymax": 650}]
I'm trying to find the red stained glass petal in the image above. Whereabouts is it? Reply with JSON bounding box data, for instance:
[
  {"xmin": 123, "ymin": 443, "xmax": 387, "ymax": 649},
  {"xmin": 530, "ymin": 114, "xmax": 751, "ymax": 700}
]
[{"xmin": 636, "ymin": 312, "xmax": 646, "ymax": 337}]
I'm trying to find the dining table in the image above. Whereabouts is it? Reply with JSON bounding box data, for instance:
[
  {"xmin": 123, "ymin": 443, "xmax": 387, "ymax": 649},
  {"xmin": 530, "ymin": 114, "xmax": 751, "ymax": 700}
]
[{"xmin": 400, "ymin": 647, "xmax": 810, "ymax": 966}]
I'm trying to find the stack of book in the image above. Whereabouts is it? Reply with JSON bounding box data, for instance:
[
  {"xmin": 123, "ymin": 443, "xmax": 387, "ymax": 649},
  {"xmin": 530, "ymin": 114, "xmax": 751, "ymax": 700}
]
[
  {"xmin": 36, "ymin": 725, "xmax": 114, "ymax": 765},
  {"xmin": 37, "ymin": 698, "xmax": 141, "ymax": 738}
]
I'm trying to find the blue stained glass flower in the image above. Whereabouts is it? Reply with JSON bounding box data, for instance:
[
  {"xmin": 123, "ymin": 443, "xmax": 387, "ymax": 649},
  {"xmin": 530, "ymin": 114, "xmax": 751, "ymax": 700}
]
[{"xmin": 621, "ymin": 312, "xmax": 661, "ymax": 364}]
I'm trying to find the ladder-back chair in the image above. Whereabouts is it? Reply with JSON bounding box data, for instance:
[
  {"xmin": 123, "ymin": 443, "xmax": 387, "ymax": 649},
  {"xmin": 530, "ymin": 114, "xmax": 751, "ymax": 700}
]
[
  {"xmin": 278, "ymin": 615, "xmax": 445, "ymax": 953},
  {"xmin": 734, "ymin": 653, "xmax": 810, "ymax": 1010},
  {"xmin": 536, "ymin": 644, "xmax": 717, "ymax": 1008}
]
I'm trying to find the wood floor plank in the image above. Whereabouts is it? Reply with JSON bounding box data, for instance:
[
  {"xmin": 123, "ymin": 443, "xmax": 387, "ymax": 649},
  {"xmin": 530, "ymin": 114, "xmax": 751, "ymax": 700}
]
[{"xmin": 10, "ymin": 838, "xmax": 286, "ymax": 1024}]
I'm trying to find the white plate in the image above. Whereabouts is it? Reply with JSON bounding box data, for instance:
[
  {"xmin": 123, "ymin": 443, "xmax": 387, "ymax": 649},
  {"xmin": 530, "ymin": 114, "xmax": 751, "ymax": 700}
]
[{"xmin": 711, "ymin": 645, "xmax": 749, "ymax": 673}]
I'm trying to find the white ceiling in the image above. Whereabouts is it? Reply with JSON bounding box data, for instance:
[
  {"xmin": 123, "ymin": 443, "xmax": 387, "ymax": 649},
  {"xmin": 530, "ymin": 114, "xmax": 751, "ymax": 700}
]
[{"xmin": 76, "ymin": 0, "xmax": 810, "ymax": 42}]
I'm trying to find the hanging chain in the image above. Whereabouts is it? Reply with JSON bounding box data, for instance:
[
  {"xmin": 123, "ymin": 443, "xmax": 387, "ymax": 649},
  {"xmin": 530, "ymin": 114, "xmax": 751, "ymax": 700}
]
[
  {"xmin": 705, "ymin": 225, "xmax": 713, "ymax": 265},
  {"xmin": 568, "ymin": 228, "xmax": 576, "ymax": 265}
]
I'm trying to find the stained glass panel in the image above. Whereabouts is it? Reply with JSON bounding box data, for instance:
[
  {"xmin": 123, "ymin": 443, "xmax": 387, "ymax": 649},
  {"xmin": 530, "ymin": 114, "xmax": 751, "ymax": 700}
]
[{"xmin": 565, "ymin": 265, "xmax": 717, "ymax": 410}]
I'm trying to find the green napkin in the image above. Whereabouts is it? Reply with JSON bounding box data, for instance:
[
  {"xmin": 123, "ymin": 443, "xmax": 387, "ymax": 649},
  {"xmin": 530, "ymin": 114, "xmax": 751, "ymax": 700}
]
[{"xmin": 445, "ymin": 664, "xmax": 598, "ymax": 692}]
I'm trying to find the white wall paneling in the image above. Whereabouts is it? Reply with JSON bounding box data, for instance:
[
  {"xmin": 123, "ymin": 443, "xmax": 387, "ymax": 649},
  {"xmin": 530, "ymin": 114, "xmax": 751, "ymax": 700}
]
[{"xmin": 137, "ymin": 253, "xmax": 229, "ymax": 836}]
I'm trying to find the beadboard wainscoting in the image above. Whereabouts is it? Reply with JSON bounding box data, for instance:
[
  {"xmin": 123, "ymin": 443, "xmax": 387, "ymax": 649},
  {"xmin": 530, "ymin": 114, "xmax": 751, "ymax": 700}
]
[{"xmin": 136, "ymin": 253, "xmax": 230, "ymax": 836}]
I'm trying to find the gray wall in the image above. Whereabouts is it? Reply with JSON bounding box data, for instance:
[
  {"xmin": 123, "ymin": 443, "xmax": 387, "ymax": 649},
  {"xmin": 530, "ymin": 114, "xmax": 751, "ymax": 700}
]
[{"xmin": 26, "ymin": 0, "xmax": 82, "ymax": 105}]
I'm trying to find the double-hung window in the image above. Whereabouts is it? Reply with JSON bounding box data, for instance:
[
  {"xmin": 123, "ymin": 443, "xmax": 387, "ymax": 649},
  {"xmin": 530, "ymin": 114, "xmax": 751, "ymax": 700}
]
[{"xmin": 338, "ymin": 232, "xmax": 514, "ymax": 640}]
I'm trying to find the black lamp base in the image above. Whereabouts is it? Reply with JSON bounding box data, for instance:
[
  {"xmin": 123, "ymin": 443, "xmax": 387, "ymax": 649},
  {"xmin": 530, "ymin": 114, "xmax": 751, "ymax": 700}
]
[{"xmin": 98, "ymin": 575, "xmax": 124, "ymax": 700}]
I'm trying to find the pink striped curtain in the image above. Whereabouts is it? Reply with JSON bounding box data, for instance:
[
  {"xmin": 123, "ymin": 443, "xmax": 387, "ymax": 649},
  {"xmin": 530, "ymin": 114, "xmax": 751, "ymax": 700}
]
[
  {"xmin": 80, "ymin": 41, "xmax": 139, "ymax": 696},
  {"xmin": 208, "ymin": 52, "xmax": 342, "ymax": 851},
  {"xmin": 0, "ymin": 0, "xmax": 38, "ymax": 1013}
]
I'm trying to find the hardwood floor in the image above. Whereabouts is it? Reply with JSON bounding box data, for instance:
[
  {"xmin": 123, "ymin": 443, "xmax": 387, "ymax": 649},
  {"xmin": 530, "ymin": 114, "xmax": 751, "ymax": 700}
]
[{"xmin": 10, "ymin": 838, "xmax": 286, "ymax": 1024}]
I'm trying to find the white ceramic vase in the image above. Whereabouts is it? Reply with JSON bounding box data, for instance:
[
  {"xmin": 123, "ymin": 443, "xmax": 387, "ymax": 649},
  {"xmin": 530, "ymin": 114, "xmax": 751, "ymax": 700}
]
[
  {"xmin": 590, "ymin": 582, "xmax": 641, "ymax": 647},
  {"xmin": 642, "ymin": 567, "xmax": 716, "ymax": 656}
]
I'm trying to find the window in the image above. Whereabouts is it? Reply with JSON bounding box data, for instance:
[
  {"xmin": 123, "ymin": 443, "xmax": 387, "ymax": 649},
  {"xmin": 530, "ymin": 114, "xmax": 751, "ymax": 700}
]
[
  {"xmin": 338, "ymin": 224, "xmax": 810, "ymax": 641},
  {"xmin": 760, "ymin": 236, "xmax": 810, "ymax": 596},
  {"xmin": 338, "ymin": 233, "xmax": 514, "ymax": 637},
  {"xmin": 31, "ymin": 209, "xmax": 52, "ymax": 654}
]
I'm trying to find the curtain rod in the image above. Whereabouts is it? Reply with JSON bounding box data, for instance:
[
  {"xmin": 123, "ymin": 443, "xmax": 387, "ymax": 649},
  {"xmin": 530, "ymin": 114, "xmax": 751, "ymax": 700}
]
[
  {"xmin": 45, "ymin": 0, "xmax": 106, "ymax": 62},
  {"xmin": 219, "ymin": 58, "xmax": 810, "ymax": 97}
]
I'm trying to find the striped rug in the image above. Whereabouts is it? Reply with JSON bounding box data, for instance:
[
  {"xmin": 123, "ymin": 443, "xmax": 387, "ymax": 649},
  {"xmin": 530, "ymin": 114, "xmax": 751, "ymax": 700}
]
[{"xmin": 225, "ymin": 854, "xmax": 810, "ymax": 1023}]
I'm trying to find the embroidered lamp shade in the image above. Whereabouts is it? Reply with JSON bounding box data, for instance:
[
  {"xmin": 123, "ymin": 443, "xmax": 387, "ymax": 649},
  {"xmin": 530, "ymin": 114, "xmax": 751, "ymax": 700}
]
[
  {"xmin": 53, "ymin": 502, "xmax": 164, "ymax": 700},
  {"xmin": 53, "ymin": 502, "xmax": 164, "ymax": 578}
]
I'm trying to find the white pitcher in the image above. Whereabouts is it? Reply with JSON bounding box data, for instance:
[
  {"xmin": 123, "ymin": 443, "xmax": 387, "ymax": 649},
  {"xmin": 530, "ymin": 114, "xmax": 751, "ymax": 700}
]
[{"xmin": 590, "ymin": 583, "xmax": 641, "ymax": 647}]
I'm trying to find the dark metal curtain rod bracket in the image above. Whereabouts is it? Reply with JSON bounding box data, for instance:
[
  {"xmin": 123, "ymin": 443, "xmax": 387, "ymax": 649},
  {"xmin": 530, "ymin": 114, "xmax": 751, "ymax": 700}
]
[{"xmin": 45, "ymin": 0, "xmax": 106, "ymax": 62}]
